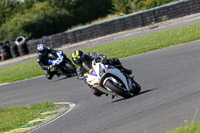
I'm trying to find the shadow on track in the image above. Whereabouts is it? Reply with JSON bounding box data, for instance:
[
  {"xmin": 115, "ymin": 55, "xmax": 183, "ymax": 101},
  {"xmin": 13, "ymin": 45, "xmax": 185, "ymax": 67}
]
[
  {"xmin": 52, "ymin": 75, "xmax": 76, "ymax": 82},
  {"xmin": 135, "ymin": 88, "xmax": 158, "ymax": 96},
  {"xmin": 112, "ymin": 88, "xmax": 158, "ymax": 103}
]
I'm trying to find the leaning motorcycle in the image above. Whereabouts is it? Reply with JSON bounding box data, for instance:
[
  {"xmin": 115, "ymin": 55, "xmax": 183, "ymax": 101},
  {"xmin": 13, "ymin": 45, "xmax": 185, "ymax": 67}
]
[
  {"xmin": 47, "ymin": 50, "xmax": 76, "ymax": 79},
  {"xmin": 84, "ymin": 59, "xmax": 141, "ymax": 99}
]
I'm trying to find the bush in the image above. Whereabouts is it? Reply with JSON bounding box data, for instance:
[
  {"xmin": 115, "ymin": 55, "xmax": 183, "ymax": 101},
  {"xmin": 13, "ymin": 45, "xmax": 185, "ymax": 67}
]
[
  {"xmin": 112, "ymin": 0, "xmax": 179, "ymax": 15},
  {"xmin": 0, "ymin": 0, "xmax": 112, "ymax": 41},
  {"xmin": 112, "ymin": 0, "xmax": 136, "ymax": 15},
  {"xmin": 140, "ymin": 0, "xmax": 178, "ymax": 10},
  {"xmin": 0, "ymin": 2, "xmax": 74, "ymax": 41}
]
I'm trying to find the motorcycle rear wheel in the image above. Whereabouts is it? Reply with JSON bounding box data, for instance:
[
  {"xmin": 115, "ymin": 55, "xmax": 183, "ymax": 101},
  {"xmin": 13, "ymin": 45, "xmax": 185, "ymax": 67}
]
[
  {"xmin": 105, "ymin": 80, "xmax": 132, "ymax": 98},
  {"xmin": 65, "ymin": 63, "xmax": 76, "ymax": 72}
]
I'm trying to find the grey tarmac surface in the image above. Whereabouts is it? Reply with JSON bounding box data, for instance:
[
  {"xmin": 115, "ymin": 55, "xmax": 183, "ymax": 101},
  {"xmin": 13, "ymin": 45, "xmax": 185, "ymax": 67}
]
[{"xmin": 1, "ymin": 41, "xmax": 200, "ymax": 133}]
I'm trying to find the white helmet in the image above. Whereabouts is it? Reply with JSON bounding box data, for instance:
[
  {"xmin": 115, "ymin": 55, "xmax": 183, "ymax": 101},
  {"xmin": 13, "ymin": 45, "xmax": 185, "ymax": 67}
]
[{"xmin": 37, "ymin": 44, "xmax": 47, "ymax": 55}]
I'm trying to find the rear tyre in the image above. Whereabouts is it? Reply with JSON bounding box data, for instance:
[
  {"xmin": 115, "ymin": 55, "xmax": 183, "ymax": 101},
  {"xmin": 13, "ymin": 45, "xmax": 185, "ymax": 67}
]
[
  {"xmin": 105, "ymin": 80, "xmax": 132, "ymax": 98},
  {"xmin": 65, "ymin": 63, "xmax": 76, "ymax": 73}
]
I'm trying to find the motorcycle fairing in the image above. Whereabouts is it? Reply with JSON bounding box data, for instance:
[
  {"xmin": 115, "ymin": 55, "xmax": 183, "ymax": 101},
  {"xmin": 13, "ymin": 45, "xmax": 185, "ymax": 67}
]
[
  {"xmin": 48, "ymin": 51, "xmax": 64, "ymax": 66},
  {"xmin": 104, "ymin": 65, "xmax": 130, "ymax": 92},
  {"xmin": 93, "ymin": 61, "xmax": 130, "ymax": 92}
]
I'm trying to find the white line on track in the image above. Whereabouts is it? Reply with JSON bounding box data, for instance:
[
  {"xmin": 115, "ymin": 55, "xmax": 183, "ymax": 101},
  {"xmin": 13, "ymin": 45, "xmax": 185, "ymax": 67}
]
[{"xmin": 27, "ymin": 102, "xmax": 76, "ymax": 133}]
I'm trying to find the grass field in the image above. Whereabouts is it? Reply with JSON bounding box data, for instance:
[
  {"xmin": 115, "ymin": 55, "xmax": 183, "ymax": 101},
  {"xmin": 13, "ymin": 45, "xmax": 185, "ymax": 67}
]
[
  {"xmin": 166, "ymin": 122, "xmax": 200, "ymax": 133},
  {"xmin": 1, "ymin": 22, "xmax": 200, "ymax": 84},
  {"xmin": 0, "ymin": 102, "xmax": 56, "ymax": 133}
]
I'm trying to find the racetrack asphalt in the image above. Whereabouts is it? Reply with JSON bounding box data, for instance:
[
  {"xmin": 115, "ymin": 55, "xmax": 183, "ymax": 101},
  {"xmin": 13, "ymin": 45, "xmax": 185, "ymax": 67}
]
[{"xmin": 1, "ymin": 40, "xmax": 200, "ymax": 133}]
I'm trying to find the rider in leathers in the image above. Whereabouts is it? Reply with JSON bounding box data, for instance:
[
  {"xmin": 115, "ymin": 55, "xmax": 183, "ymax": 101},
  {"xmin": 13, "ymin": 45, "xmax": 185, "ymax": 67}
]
[
  {"xmin": 72, "ymin": 50, "xmax": 132, "ymax": 97},
  {"xmin": 36, "ymin": 44, "xmax": 71, "ymax": 80}
]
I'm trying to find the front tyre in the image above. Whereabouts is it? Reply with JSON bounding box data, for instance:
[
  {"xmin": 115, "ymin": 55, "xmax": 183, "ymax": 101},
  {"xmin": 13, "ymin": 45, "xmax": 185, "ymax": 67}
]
[
  {"xmin": 131, "ymin": 81, "xmax": 141, "ymax": 95},
  {"xmin": 105, "ymin": 80, "xmax": 132, "ymax": 98},
  {"xmin": 45, "ymin": 70, "xmax": 54, "ymax": 80}
]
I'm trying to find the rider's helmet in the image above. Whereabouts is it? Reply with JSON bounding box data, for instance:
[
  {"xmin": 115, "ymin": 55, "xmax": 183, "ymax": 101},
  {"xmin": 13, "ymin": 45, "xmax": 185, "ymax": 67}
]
[
  {"xmin": 72, "ymin": 50, "xmax": 85, "ymax": 65},
  {"xmin": 37, "ymin": 44, "xmax": 47, "ymax": 55}
]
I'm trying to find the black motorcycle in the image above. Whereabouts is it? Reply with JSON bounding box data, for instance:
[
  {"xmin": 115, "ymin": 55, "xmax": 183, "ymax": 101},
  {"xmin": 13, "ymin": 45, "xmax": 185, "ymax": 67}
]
[{"xmin": 47, "ymin": 50, "xmax": 76, "ymax": 78}]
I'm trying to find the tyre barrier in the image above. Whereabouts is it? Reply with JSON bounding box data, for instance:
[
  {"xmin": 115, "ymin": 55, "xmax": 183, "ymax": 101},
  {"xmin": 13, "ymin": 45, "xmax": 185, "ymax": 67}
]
[
  {"xmin": 0, "ymin": 53, "xmax": 6, "ymax": 61},
  {"xmin": 0, "ymin": 43, "xmax": 12, "ymax": 60},
  {"xmin": 10, "ymin": 40, "xmax": 20, "ymax": 58},
  {"xmin": 15, "ymin": 36, "xmax": 29, "ymax": 56},
  {"xmin": 0, "ymin": 36, "xmax": 30, "ymax": 61},
  {"xmin": 0, "ymin": 42, "xmax": 2, "ymax": 61},
  {"xmin": 26, "ymin": 39, "xmax": 40, "ymax": 54},
  {"xmin": 18, "ymin": 44, "xmax": 29, "ymax": 56}
]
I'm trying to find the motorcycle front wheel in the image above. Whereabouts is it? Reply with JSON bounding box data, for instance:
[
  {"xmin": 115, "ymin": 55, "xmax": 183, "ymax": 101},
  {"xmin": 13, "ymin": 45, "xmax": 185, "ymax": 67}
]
[
  {"xmin": 105, "ymin": 80, "xmax": 132, "ymax": 98},
  {"xmin": 131, "ymin": 80, "xmax": 141, "ymax": 95}
]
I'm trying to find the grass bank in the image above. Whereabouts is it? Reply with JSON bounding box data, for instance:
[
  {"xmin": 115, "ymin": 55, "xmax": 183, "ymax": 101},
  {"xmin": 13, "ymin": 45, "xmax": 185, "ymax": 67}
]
[
  {"xmin": 0, "ymin": 102, "xmax": 56, "ymax": 133},
  {"xmin": 166, "ymin": 122, "xmax": 200, "ymax": 133},
  {"xmin": 1, "ymin": 22, "xmax": 200, "ymax": 84}
]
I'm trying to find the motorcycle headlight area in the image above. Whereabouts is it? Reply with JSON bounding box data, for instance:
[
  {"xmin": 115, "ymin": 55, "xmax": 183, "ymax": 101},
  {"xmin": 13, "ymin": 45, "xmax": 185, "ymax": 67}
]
[{"xmin": 99, "ymin": 64, "xmax": 104, "ymax": 77}]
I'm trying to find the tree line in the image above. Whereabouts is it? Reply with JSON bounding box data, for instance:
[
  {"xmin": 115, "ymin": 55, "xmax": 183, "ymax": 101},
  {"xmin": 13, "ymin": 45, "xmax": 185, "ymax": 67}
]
[{"xmin": 0, "ymin": 0, "xmax": 178, "ymax": 41}]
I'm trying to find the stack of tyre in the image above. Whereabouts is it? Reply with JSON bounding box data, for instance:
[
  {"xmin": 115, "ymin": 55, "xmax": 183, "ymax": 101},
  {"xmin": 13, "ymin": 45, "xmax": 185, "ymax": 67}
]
[
  {"xmin": 26, "ymin": 39, "xmax": 41, "ymax": 54},
  {"xmin": 9, "ymin": 39, "xmax": 20, "ymax": 58},
  {"xmin": 0, "ymin": 42, "xmax": 4, "ymax": 61},
  {"xmin": 0, "ymin": 36, "xmax": 29, "ymax": 61},
  {"xmin": 0, "ymin": 41, "xmax": 12, "ymax": 61},
  {"xmin": 15, "ymin": 36, "xmax": 29, "ymax": 56}
]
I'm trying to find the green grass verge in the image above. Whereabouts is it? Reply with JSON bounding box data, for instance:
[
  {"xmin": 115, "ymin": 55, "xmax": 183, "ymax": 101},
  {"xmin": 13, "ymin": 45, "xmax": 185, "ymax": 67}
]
[
  {"xmin": 166, "ymin": 122, "xmax": 200, "ymax": 133},
  {"xmin": 0, "ymin": 102, "xmax": 56, "ymax": 133},
  {"xmin": 1, "ymin": 22, "xmax": 200, "ymax": 84}
]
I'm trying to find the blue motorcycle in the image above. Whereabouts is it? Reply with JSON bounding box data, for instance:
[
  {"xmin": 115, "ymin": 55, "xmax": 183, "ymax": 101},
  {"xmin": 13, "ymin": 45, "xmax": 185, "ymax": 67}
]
[{"xmin": 48, "ymin": 50, "xmax": 76, "ymax": 78}]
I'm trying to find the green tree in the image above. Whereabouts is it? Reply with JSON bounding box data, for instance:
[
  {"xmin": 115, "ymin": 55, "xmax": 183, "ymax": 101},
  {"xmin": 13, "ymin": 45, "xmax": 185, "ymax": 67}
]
[
  {"xmin": 112, "ymin": 0, "xmax": 178, "ymax": 15},
  {"xmin": 23, "ymin": 0, "xmax": 45, "ymax": 9},
  {"xmin": 46, "ymin": 0, "xmax": 112, "ymax": 24},
  {"xmin": 46, "ymin": 0, "xmax": 77, "ymax": 9},
  {"xmin": 0, "ymin": 1, "xmax": 74, "ymax": 41},
  {"xmin": 0, "ymin": 0, "xmax": 113, "ymax": 41},
  {"xmin": 0, "ymin": 0, "xmax": 24, "ymax": 26},
  {"xmin": 112, "ymin": 0, "xmax": 143, "ymax": 15},
  {"xmin": 72, "ymin": 0, "xmax": 112, "ymax": 23}
]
